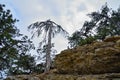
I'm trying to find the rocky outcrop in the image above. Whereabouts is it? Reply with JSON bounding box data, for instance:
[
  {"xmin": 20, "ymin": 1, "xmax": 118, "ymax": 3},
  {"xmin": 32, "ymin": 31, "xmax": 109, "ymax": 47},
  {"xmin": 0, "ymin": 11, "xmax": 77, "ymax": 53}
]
[
  {"xmin": 37, "ymin": 73, "xmax": 120, "ymax": 80},
  {"xmin": 5, "ymin": 73, "xmax": 120, "ymax": 80},
  {"xmin": 6, "ymin": 75, "xmax": 40, "ymax": 80},
  {"xmin": 6, "ymin": 36, "xmax": 120, "ymax": 80},
  {"xmin": 55, "ymin": 36, "xmax": 120, "ymax": 74}
]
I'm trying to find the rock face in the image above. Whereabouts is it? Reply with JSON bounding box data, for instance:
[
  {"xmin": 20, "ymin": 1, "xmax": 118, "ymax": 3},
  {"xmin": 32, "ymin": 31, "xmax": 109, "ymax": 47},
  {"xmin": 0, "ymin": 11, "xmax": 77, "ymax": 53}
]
[
  {"xmin": 6, "ymin": 75, "xmax": 40, "ymax": 80},
  {"xmin": 55, "ymin": 36, "xmax": 120, "ymax": 74},
  {"xmin": 5, "ymin": 73, "xmax": 120, "ymax": 80},
  {"xmin": 6, "ymin": 36, "xmax": 120, "ymax": 80}
]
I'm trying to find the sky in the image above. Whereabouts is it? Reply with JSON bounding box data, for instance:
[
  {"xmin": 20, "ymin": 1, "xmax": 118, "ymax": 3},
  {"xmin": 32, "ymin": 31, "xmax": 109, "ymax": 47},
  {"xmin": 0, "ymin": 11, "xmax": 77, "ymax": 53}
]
[{"xmin": 0, "ymin": 0, "xmax": 120, "ymax": 54}]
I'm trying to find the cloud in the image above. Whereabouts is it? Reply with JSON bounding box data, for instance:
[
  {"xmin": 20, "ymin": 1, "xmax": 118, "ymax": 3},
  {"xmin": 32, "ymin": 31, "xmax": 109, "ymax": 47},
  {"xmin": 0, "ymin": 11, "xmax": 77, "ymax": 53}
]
[
  {"xmin": 2, "ymin": 0, "xmax": 106, "ymax": 34},
  {"xmin": 46, "ymin": 0, "xmax": 107, "ymax": 35},
  {"xmin": 77, "ymin": 3, "xmax": 87, "ymax": 11},
  {"xmin": 1, "ymin": 0, "xmax": 118, "ymax": 53}
]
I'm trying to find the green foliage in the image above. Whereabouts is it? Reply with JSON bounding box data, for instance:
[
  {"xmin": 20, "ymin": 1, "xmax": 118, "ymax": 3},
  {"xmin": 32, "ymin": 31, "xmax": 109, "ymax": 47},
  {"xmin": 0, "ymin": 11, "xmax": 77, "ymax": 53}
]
[
  {"xmin": 68, "ymin": 32, "xmax": 96, "ymax": 48},
  {"xmin": 0, "ymin": 4, "xmax": 36, "ymax": 78},
  {"xmin": 86, "ymin": 3, "xmax": 120, "ymax": 40},
  {"xmin": 33, "ymin": 63, "xmax": 44, "ymax": 74},
  {"xmin": 79, "ymin": 36, "xmax": 96, "ymax": 46},
  {"xmin": 9, "ymin": 54, "xmax": 36, "ymax": 75},
  {"xmin": 0, "ymin": 4, "xmax": 20, "ymax": 72},
  {"xmin": 68, "ymin": 31, "xmax": 82, "ymax": 48},
  {"xmin": 69, "ymin": 3, "xmax": 120, "ymax": 47}
]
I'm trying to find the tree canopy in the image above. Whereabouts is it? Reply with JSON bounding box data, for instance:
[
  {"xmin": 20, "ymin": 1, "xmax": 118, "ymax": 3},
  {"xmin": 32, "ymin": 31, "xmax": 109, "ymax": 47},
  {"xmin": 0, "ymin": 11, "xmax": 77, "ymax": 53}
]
[
  {"xmin": 28, "ymin": 19, "xmax": 68, "ymax": 73},
  {"xmin": 0, "ymin": 4, "xmax": 36, "ymax": 78},
  {"xmin": 68, "ymin": 3, "xmax": 120, "ymax": 48}
]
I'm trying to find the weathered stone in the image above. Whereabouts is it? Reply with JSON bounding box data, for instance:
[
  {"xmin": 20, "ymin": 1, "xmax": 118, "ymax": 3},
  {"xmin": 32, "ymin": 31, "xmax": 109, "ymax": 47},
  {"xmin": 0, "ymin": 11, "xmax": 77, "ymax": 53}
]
[
  {"xmin": 6, "ymin": 75, "xmax": 40, "ymax": 80},
  {"xmin": 6, "ymin": 73, "xmax": 120, "ymax": 80},
  {"xmin": 6, "ymin": 36, "xmax": 120, "ymax": 80},
  {"xmin": 54, "ymin": 36, "xmax": 120, "ymax": 74},
  {"xmin": 104, "ymin": 36, "xmax": 120, "ymax": 42}
]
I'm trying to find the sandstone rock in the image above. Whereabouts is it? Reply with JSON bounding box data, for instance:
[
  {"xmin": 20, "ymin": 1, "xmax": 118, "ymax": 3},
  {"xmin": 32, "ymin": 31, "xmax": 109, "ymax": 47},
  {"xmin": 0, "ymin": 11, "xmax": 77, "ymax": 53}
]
[
  {"xmin": 54, "ymin": 36, "xmax": 120, "ymax": 74},
  {"xmin": 6, "ymin": 73, "xmax": 120, "ymax": 80},
  {"xmin": 6, "ymin": 36, "xmax": 120, "ymax": 80},
  {"xmin": 104, "ymin": 36, "xmax": 120, "ymax": 42},
  {"xmin": 6, "ymin": 75, "xmax": 40, "ymax": 80}
]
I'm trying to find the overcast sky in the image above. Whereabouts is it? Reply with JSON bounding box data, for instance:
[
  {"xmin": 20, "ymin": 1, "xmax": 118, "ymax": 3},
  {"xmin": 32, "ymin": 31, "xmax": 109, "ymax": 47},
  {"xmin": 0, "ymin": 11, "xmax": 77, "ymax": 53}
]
[{"xmin": 0, "ymin": 0, "xmax": 120, "ymax": 54}]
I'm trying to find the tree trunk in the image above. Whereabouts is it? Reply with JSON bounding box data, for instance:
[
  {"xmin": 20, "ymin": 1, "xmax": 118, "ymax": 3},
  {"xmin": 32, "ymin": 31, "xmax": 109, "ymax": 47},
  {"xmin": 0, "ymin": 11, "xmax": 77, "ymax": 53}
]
[{"xmin": 45, "ymin": 26, "xmax": 52, "ymax": 73}]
